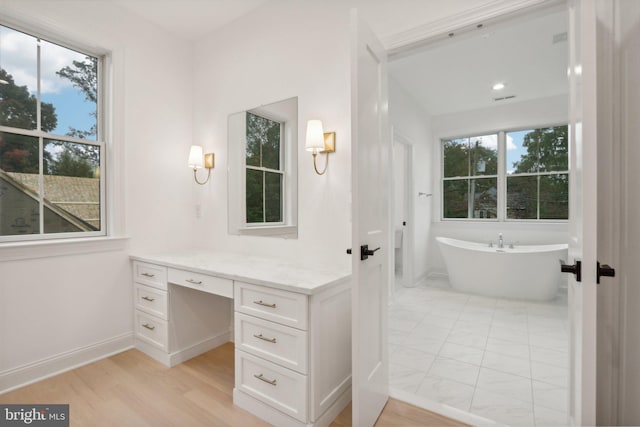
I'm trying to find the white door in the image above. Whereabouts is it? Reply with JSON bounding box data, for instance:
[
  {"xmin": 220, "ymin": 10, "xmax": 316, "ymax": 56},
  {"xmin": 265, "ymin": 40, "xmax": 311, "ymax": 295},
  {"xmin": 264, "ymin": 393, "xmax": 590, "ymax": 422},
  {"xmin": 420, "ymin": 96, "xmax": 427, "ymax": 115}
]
[
  {"xmin": 350, "ymin": 10, "xmax": 390, "ymax": 427},
  {"xmin": 567, "ymin": 0, "xmax": 598, "ymax": 424}
]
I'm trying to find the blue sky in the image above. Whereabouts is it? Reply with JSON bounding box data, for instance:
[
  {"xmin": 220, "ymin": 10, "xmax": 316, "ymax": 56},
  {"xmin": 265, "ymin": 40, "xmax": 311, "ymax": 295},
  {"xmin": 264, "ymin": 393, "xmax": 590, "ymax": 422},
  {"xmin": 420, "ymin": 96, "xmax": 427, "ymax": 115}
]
[
  {"xmin": 506, "ymin": 130, "xmax": 529, "ymax": 174},
  {"xmin": 1, "ymin": 24, "xmax": 96, "ymax": 142},
  {"xmin": 42, "ymin": 87, "xmax": 96, "ymax": 141}
]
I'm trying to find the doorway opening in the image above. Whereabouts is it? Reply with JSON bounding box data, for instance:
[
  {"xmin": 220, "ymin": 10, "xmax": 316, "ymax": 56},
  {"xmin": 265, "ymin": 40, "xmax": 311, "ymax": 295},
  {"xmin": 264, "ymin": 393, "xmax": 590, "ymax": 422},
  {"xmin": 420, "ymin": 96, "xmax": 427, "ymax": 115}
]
[
  {"xmin": 392, "ymin": 129, "xmax": 415, "ymax": 294},
  {"xmin": 386, "ymin": 3, "xmax": 570, "ymax": 426}
]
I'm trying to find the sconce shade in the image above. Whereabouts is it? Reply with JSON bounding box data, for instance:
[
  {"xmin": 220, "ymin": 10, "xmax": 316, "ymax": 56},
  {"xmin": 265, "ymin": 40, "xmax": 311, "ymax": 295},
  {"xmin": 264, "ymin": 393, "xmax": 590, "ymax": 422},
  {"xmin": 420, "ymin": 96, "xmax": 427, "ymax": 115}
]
[
  {"xmin": 305, "ymin": 120, "xmax": 325, "ymax": 152},
  {"xmin": 188, "ymin": 145, "xmax": 204, "ymax": 169}
]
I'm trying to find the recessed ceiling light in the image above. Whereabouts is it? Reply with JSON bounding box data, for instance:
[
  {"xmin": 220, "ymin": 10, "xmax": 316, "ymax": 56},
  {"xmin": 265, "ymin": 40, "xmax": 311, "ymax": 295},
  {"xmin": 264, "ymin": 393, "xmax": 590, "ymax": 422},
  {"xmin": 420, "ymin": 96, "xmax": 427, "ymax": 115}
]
[{"xmin": 492, "ymin": 82, "xmax": 506, "ymax": 91}]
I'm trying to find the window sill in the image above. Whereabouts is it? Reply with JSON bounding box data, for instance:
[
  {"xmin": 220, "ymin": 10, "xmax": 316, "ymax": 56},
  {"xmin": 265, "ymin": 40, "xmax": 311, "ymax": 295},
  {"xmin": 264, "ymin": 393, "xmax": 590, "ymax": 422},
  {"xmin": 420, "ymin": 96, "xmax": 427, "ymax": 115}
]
[
  {"xmin": 237, "ymin": 225, "xmax": 297, "ymax": 238},
  {"xmin": 0, "ymin": 236, "xmax": 130, "ymax": 262}
]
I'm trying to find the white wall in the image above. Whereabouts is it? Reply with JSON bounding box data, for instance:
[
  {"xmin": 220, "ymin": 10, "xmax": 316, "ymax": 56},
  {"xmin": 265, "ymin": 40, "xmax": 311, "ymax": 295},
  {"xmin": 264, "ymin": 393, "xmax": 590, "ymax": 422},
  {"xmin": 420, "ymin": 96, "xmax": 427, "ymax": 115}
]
[
  {"xmin": 0, "ymin": 0, "xmax": 194, "ymax": 392},
  {"xmin": 427, "ymin": 94, "xmax": 569, "ymax": 274},
  {"xmin": 0, "ymin": 0, "xmax": 542, "ymax": 393},
  {"xmin": 191, "ymin": 1, "xmax": 354, "ymax": 271},
  {"xmin": 389, "ymin": 77, "xmax": 434, "ymax": 284}
]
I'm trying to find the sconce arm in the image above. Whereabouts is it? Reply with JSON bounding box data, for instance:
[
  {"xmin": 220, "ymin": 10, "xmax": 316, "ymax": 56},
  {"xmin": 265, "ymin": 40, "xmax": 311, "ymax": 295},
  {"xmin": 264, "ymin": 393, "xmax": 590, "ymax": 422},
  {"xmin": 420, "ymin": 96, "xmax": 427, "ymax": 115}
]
[
  {"xmin": 193, "ymin": 168, "xmax": 211, "ymax": 185},
  {"xmin": 312, "ymin": 150, "xmax": 329, "ymax": 175}
]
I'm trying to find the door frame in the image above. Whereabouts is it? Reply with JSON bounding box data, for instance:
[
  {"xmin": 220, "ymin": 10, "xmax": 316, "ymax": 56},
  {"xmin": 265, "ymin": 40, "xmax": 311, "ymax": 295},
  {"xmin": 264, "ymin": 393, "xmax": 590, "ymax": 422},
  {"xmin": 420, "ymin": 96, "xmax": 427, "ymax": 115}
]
[
  {"xmin": 385, "ymin": 0, "xmax": 567, "ymax": 59},
  {"xmin": 592, "ymin": 1, "xmax": 620, "ymax": 425},
  {"xmin": 390, "ymin": 126, "xmax": 415, "ymax": 295},
  {"xmin": 378, "ymin": 0, "xmax": 620, "ymax": 424}
]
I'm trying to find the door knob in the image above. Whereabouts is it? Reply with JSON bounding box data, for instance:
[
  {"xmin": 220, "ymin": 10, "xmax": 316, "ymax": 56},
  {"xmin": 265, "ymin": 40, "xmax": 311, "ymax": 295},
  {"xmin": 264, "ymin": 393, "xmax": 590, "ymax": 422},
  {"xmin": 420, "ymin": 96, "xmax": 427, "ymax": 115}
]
[
  {"xmin": 560, "ymin": 259, "xmax": 582, "ymax": 282},
  {"xmin": 360, "ymin": 245, "xmax": 380, "ymax": 261},
  {"xmin": 597, "ymin": 262, "xmax": 616, "ymax": 284}
]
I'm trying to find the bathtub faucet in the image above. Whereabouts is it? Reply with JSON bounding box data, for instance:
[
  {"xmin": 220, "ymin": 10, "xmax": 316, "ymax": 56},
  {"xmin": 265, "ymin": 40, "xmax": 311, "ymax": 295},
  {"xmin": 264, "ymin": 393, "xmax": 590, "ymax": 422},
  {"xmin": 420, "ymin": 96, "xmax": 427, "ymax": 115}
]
[{"xmin": 498, "ymin": 233, "xmax": 504, "ymax": 249}]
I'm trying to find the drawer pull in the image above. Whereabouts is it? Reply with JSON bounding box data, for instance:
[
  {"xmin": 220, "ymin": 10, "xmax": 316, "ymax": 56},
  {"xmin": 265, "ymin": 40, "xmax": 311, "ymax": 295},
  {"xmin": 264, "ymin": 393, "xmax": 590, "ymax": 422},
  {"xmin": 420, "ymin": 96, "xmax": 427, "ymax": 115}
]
[
  {"xmin": 253, "ymin": 333, "xmax": 277, "ymax": 343},
  {"xmin": 142, "ymin": 323, "xmax": 155, "ymax": 331},
  {"xmin": 141, "ymin": 296, "xmax": 155, "ymax": 302},
  {"xmin": 186, "ymin": 279, "xmax": 203, "ymax": 285},
  {"xmin": 253, "ymin": 300, "xmax": 277, "ymax": 309},
  {"xmin": 254, "ymin": 373, "xmax": 277, "ymax": 386},
  {"xmin": 141, "ymin": 272, "xmax": 155, "ymax": 278}
]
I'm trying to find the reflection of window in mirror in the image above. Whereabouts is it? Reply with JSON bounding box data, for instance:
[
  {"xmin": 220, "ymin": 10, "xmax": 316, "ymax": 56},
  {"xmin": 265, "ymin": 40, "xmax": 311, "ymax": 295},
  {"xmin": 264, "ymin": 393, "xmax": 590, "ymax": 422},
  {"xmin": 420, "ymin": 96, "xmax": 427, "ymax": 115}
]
[
  {"xmin": 228, "ymin": 97, "xmax": 297, "ymax": 238},
  {"xmin": 246, "ymin": 113, "xmax": 284, "ymax": 224}
]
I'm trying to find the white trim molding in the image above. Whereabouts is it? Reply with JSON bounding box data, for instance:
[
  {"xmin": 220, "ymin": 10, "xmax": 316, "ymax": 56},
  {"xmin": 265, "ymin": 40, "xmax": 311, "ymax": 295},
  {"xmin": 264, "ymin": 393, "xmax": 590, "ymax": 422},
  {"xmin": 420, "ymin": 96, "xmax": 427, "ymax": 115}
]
[
  {"xmin": 0, "ymin": 333, "xmax": 134, "ymax": 394},
  {"xmin": 383, "ymin": 0, "xmax": 561, "ymax": 56},
  {"xmin": 0, "ymin": 236, "xmax": 129, "ymax": 262}
]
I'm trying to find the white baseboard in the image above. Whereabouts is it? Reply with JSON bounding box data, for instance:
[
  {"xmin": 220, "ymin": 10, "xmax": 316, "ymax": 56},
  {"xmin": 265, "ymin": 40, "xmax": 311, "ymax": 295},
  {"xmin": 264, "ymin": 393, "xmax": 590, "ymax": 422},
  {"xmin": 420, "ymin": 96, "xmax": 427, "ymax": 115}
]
[
  {"xmin": 168, "ymin": 331, "xmax": 231, "ymax": 366},
  {"xmin": 0, "ymin": 333, "xmax": 134, "ymax": 394},
  {"xmin": 135, "ymin": 331, "xmax": 231, "ymax": 367},
  {"xmin": 389, "ymin": 387, "xmax": 502, "ymax": 427}
]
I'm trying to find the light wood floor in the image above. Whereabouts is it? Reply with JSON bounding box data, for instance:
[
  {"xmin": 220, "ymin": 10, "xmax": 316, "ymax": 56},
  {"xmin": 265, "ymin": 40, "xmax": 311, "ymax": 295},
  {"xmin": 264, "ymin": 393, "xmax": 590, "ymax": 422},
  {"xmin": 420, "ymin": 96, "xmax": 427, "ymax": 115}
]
[{"xmin": 0, "ymin": 343, "xmax": 466, "ymax": 426}]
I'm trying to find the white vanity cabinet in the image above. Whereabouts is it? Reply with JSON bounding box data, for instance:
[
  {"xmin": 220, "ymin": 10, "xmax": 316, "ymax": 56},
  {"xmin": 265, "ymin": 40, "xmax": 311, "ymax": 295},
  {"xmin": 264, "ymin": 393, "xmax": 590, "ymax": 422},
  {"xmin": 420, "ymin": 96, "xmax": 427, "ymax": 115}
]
[
  {"xmin": 233, "ymin": 280, "xmax": 351, "ymax": 427},
  {"xmin": 132, "ymin": 262, "xmax": 170, "ymax": 352},
  {"xmin": 130, "ymin": 252, "xmax": 351, "ymax": 427},
  {"xmin": 132, "ymin": 261, "xmax": 232, "ymax": 367}
]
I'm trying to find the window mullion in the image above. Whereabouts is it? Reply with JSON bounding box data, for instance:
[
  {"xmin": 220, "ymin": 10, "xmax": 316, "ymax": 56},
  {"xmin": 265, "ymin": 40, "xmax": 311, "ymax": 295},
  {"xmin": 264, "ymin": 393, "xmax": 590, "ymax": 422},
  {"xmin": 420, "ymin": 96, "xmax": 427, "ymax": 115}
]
[
  {"xmin": 36, "ymin": 38, "xmax": 41, "ymax": 132},
  {"xmin": 36, "ymin": 38, "xmax": 44, "ymax": 235},
  {"xmin": 498, "ymin": 131, "xmax": 506, "ymax": 221},
  {"xmin": 537, "ymin": 175, "xmax": 541, "ymax": 220},
  {"xmin": 262, "ymin": 171, "xmax": 266, "ymax": 223}
]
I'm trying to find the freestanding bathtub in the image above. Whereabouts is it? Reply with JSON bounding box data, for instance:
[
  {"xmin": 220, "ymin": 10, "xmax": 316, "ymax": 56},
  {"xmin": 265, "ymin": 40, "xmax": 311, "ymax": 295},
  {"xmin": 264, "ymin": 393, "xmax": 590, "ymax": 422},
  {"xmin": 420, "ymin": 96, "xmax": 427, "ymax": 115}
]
[{"xmin": 436, "ymin": 237, "xmax": 568, "ymax": 301}]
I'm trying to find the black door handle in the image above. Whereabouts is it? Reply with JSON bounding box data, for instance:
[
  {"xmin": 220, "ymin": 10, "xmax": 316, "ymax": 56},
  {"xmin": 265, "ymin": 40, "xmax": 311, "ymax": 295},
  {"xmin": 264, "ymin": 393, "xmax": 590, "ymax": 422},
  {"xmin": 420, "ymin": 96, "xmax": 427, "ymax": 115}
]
[
  {"xmin": 360, "ymin": 245, "xmax": 380, "ymax": 261},
  {"xmin": 560, "ymin": 259, "xmax": 581, "ymax": 282},
  {"xmin": 597, "ymin": 262, "xmax": 615, "ymax": 284}
]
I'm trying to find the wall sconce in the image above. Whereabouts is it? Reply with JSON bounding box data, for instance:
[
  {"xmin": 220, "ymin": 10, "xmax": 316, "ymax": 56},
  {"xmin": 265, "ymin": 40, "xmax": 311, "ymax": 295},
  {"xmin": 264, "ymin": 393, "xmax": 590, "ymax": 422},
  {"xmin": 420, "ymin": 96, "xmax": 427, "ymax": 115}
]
[
  {"xmin": 188, "ymin": 145, "xmax": 214, "ymax": 185},
  {"xmin": 305, "ymin": 119, "xmax": 335, "ymax": 175}
]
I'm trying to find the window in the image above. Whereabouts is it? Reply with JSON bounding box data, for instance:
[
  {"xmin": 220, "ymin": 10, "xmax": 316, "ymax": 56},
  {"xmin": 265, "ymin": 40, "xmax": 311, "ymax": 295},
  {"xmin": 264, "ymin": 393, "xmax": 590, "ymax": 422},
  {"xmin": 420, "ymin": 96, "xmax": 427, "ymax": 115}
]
[
  {"xmin": 245, "ymin": 112, "xmax": 284, "ymax": 224},
  {"xmin": 0, "ymin": 23, "xmax": 105, "ymax": 241},
  {"xmin": 442, "ymin": 125, "xmax": 568, "ymax": 221},
  {"xmin": 506, "ymin": 127, "xmax": 569, "ymax": 219},
  {"xmin": 443, "ymin": 134, "xmax": 498, "ymax": 219}
]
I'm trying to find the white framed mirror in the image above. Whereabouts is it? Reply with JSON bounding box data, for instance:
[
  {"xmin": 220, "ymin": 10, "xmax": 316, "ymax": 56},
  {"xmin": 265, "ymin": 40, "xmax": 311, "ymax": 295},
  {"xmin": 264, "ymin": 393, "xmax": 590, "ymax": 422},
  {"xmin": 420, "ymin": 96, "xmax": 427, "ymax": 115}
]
[{"xmin": 227, "ymin": 97, "xmax": 298, "ymax": 238}]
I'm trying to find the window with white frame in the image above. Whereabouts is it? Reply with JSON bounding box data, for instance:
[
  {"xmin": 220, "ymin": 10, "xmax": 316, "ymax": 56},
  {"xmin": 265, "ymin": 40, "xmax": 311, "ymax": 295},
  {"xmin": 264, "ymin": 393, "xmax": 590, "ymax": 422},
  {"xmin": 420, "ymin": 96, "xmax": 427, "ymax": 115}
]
[
  {"xmin": 442, "ymin": 125, "xmax": 569, "ymax": 221},
  {"xmin": 506, "ymin": 126, "xmax": 569, "ymax": 220},
  {"xmin": 442, "ymin": 134, "xmax": 499, "ymax": 219},
  {"xmin": 0, "ymin": 23, "xmax": 105, "ymax": 241},
  {"xmin": 227, "ymin": 97, "xmax": 297, "ymax": 238}
]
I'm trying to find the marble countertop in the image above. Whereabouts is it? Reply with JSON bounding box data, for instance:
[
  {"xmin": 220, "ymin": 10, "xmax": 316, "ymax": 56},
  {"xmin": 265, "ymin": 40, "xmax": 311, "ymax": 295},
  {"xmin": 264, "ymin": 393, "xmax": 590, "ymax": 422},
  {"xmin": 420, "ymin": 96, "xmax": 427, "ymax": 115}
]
[{"xmin": 130, "ymin": 250, "xmax": 351, "ymax": 295}]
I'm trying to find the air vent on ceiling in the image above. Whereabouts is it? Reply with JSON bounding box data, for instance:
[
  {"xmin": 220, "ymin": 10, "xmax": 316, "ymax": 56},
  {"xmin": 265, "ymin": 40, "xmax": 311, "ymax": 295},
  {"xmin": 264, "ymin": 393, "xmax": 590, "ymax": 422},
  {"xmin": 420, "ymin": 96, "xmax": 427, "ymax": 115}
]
[
  {"xmin": 493, "ymin": 95, "xmax": 516, "ymax": 102},
  {"xmin": 553, "ymin": 32, "xmax": 568, "ymax": 44}
]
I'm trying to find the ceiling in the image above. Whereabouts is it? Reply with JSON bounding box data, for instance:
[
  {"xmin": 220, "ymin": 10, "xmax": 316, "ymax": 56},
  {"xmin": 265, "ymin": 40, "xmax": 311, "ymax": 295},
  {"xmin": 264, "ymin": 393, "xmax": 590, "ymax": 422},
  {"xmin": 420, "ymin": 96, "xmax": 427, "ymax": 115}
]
[
  {"xmin": 110, "ymin": 0, "xmax": 269, "ymax": 41},
  {"xmin": 388, "ymin": 6, "xmax": 569, "ymax": 116},
  {"xmin": 105, "ymin": 0, "xmax": 568, "ymax": 117},
  {"xmin": 107, "ymin": 0, "xmax": 498, "ymax": 43}
]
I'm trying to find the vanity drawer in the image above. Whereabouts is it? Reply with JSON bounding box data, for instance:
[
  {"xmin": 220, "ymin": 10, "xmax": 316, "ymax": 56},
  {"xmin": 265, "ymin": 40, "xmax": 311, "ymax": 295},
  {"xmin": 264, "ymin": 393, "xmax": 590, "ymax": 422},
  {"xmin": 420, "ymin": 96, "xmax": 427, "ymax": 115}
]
[
  {"xmin": 235, "ymin": 312, "xmax": 308, "ymax": 374},
  {"xmin": 235, "ymin": 350, "xmax": 308, "ymax": 423},
  {"xmin": 168, "ymin": 268, "xmax": 233, "ymax": 298},
  {"xmin": 135, "ymin": 311, "xmax": 168, "ymax": 351},
  {"xmin": 133, "ymin": 261, "xmax": 167, "ymax": 290},
  {"xmin": 235, "ymin": 281, "xmax": 308, "ymax": 330},
  {"xmin": 134, "ymin": 283, "xmax": 168, "ymax": 320}
]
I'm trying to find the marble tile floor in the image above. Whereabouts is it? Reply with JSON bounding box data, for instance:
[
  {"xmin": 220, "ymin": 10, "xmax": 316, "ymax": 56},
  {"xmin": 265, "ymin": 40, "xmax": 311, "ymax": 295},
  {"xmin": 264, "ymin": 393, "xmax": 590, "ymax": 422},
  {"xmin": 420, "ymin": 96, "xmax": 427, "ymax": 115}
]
[{"xmin": 389, "ymin": 277, "xmax": 569, "ymax": 427}]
